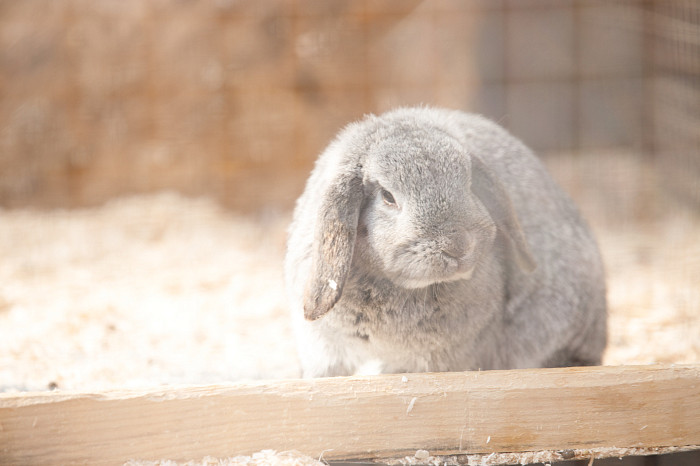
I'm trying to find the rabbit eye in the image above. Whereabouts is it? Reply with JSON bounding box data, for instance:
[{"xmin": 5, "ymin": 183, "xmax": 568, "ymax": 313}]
[{"xmin": 380, "ymin": 189, "xmax": 397, "ymax": 207}]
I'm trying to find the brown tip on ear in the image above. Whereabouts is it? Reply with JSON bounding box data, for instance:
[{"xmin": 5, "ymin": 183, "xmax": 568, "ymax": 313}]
[
  {"xmin": 303, "ymin": 280, "xmax": 342, "ymax": 321},
  {"xmin": 303, "ymin": 173, "xmax": 364, "ymax": 321}
]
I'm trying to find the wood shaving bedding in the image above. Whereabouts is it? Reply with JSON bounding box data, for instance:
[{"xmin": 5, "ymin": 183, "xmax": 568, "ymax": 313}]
[{"xmin": 1, "ymin": 154, "xmax": 699, "ymax": 392}]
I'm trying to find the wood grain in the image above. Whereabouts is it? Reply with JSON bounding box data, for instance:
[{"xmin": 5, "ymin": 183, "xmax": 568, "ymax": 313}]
[{"xmin": 1, "ymin": 364, "xmax": 699, "ymax": 465}]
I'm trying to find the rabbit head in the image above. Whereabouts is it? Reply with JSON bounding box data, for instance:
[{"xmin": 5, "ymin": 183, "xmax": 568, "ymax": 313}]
[{"xmin": 303, "ymin": 113, "xmax": 535, "ymax": 321}]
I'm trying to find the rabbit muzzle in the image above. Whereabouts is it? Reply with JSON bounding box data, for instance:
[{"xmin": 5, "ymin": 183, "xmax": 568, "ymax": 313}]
[{"xmin": 384, "ymin": 231, "xmax": 480, "ymax": 289}]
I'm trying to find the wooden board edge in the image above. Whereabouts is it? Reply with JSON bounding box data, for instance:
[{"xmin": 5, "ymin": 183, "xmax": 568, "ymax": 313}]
[{"xmin": 1, "ymin": 364, "xmax": 699, "ymax": 465}]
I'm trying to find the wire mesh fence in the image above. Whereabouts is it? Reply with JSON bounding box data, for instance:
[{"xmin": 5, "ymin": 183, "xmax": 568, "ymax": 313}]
[{"xmin": 0, "ymin": 0, "xmax": 697, "ymax": 211}]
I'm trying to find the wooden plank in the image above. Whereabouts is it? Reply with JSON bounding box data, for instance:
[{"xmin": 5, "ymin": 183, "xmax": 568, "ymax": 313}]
[{"xmin": 1, "ymin": 364, "xmax": 699, "ymax": 465}]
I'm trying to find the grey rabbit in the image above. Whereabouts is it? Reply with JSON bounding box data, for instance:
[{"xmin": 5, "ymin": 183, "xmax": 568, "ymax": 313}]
[{"xmin": 285, "ymin": 107, "xmax": 606, "ymax": 377}]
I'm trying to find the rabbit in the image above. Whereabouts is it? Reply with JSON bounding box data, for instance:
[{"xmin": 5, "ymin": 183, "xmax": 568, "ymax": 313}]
[{"xmin": 285, "ymin": 107, "xmax": 607, "ymax": 378}]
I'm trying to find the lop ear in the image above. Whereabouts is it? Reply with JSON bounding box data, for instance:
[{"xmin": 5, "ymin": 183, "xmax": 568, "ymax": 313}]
[
  {"xmin": 303, "ymin": 170, "xmax": 364, "ymax": 321},
  {"xmin": 471, "ymin": 156, "xmax": 536, "ymax": 273}
]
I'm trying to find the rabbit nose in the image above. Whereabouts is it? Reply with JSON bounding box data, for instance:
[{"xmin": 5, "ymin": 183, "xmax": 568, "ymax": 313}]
[{"xmin": 441, "ymin": 234, "xmax": 471, "ymax": 260}]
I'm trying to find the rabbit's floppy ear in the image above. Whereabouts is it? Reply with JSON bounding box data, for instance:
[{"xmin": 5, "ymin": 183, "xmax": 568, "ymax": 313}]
[
  {"xmin": 303, "ymin": 169, "xmax": 364, "ymax": 321},
  {"xmin": 471, "ymin": 155, "xmax": 536, "ymax": 273}
]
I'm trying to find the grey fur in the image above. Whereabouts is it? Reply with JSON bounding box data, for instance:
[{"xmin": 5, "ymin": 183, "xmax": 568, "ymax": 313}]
[{"xmin": 285, "ymin": 107, "xmax": 607, "ymax": 377}]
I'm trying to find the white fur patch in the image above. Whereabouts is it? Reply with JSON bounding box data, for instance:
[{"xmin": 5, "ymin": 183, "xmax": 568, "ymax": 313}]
[
  {"xmin": 354, "ymin": 359, "xmax": 384, "ymax": 375},
  {"xmin": 327, "ymin": 279, "xmax": 338, "ymax": 290}
]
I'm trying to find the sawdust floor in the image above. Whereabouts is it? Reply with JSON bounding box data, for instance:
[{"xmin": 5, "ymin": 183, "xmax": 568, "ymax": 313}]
[{"xmin": 1, "ymin": 152, "xmax": 698, "ymax": 392}]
